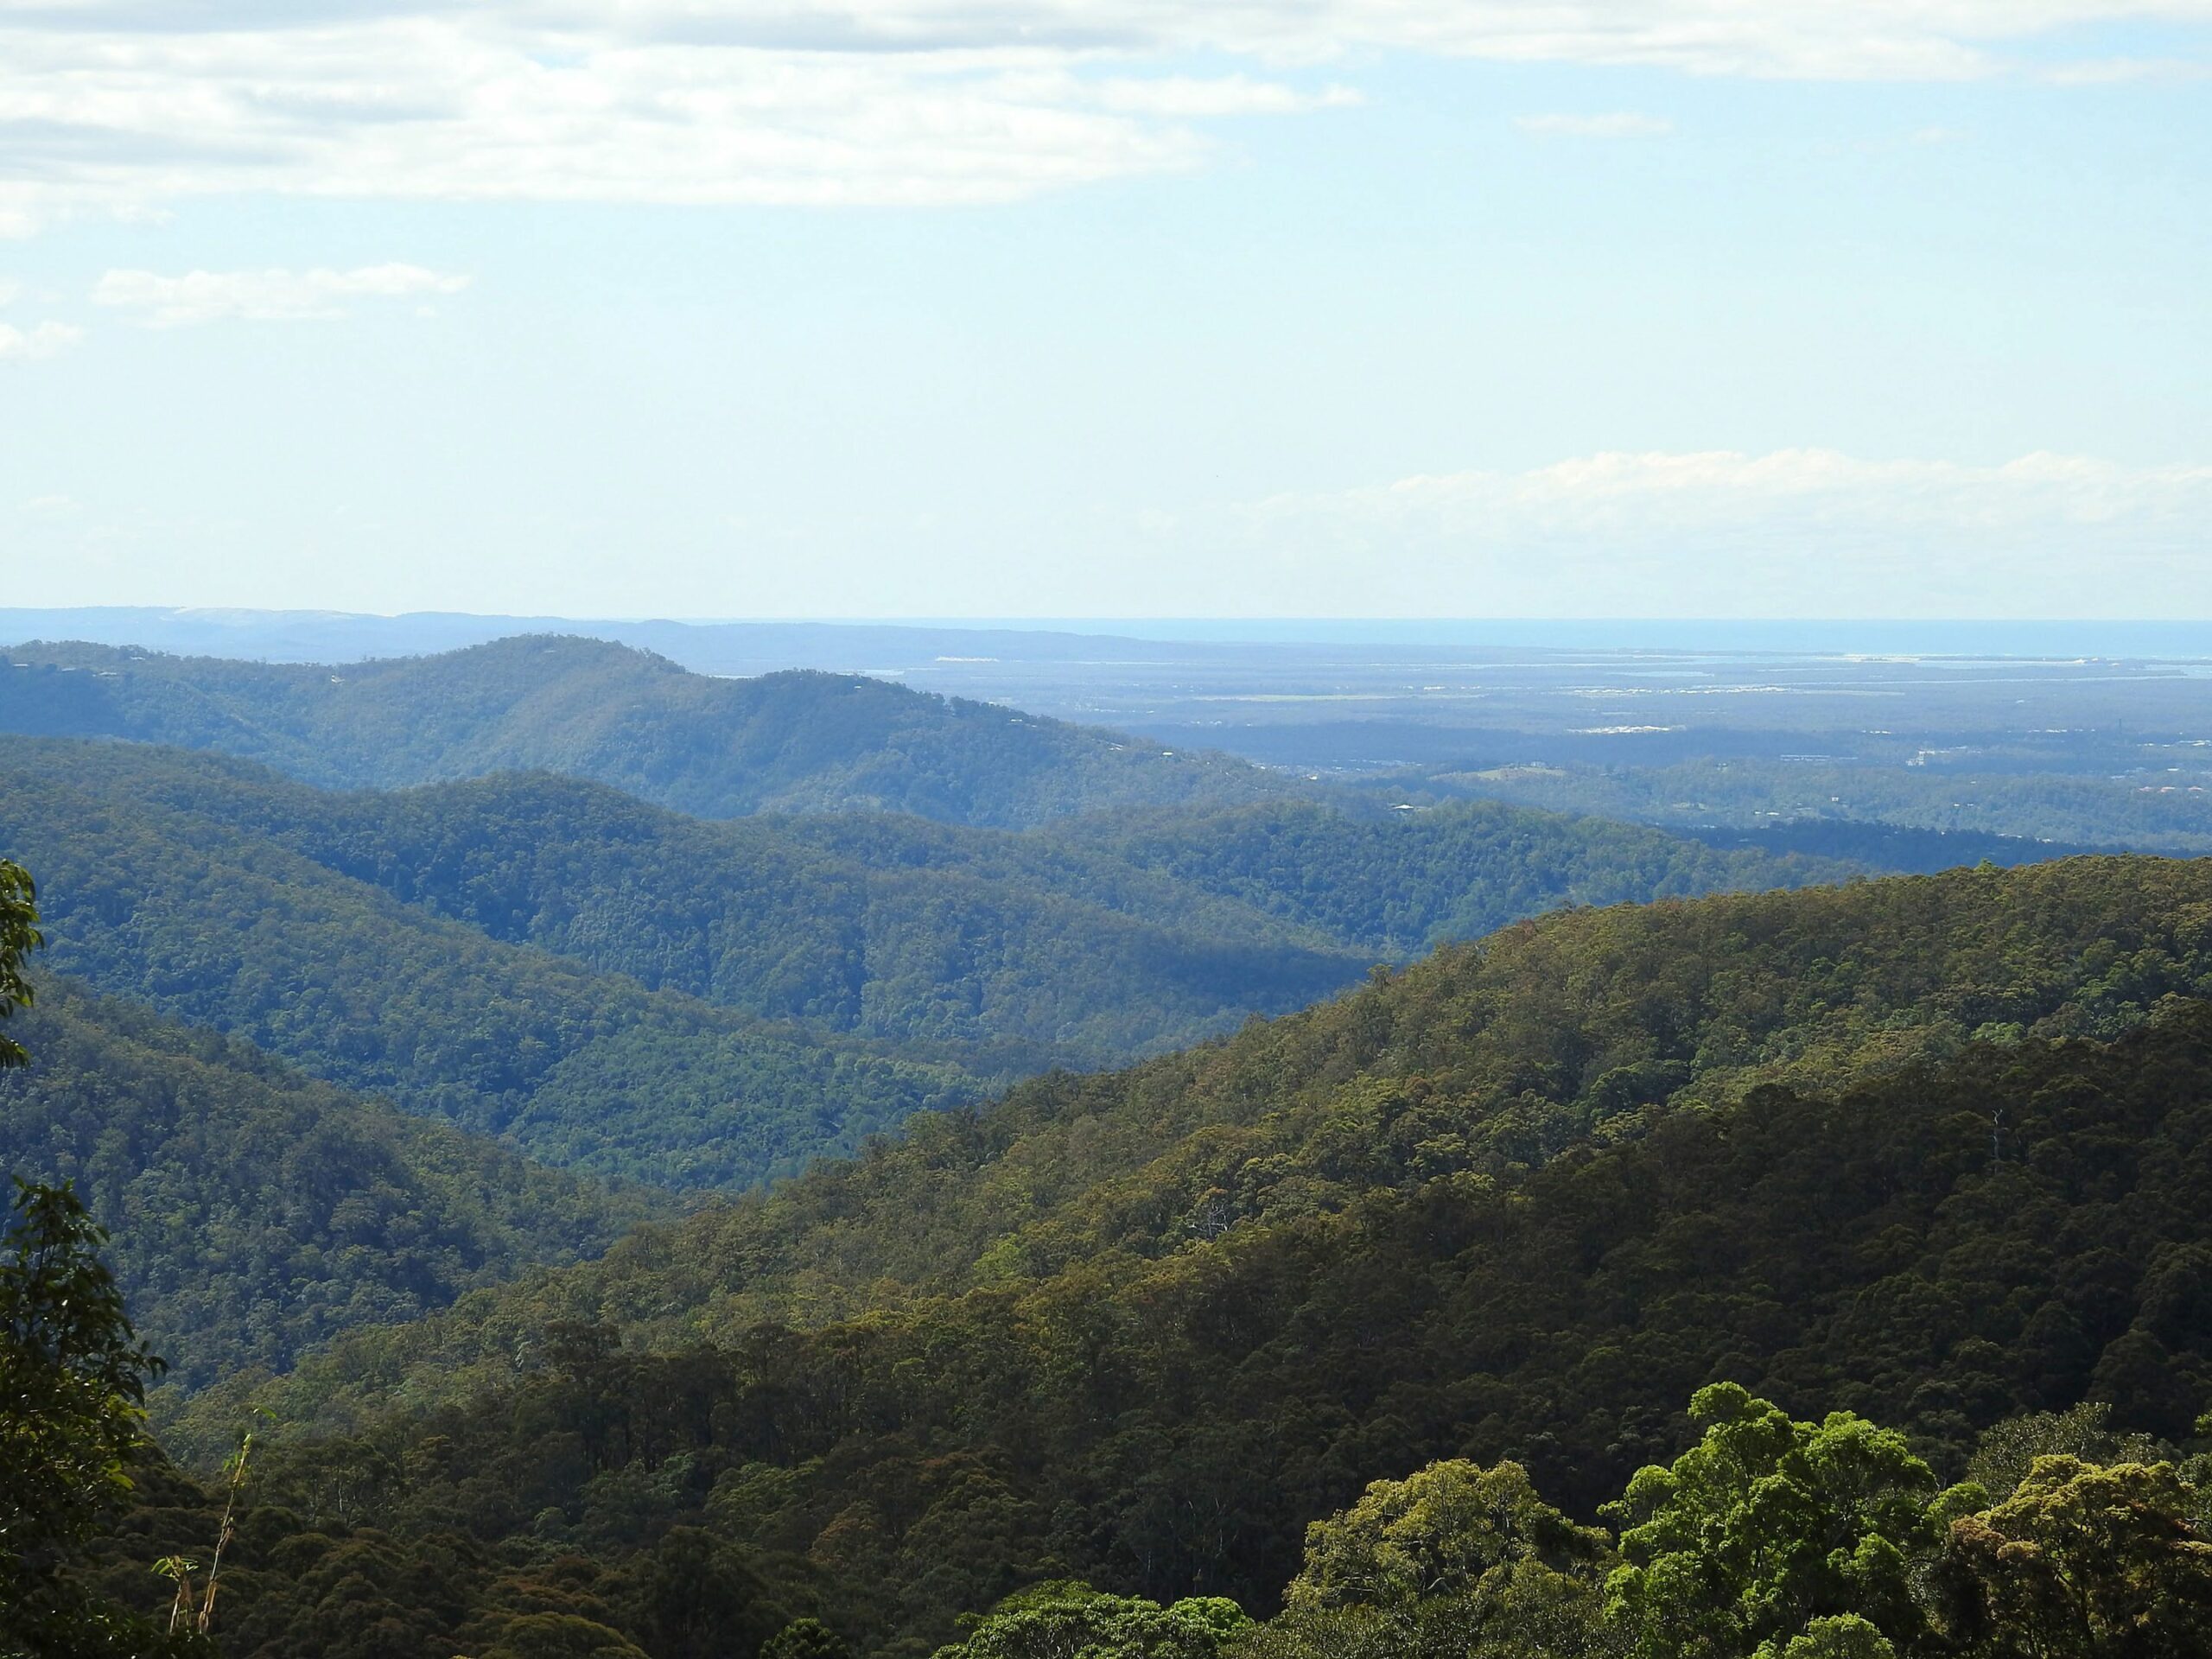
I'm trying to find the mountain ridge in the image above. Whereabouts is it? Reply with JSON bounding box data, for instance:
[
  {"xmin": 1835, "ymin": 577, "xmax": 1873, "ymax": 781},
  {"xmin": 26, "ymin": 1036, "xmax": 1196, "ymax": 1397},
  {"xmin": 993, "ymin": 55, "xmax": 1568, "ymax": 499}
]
[{"xmin": 0, "ymin": 636, "xmax": 1279, "ymax": 829}]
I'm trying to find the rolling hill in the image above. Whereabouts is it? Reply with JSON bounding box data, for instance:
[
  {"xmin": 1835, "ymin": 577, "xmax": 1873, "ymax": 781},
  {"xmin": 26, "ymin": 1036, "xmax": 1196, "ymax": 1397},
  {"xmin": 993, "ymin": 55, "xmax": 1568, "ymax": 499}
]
[
  {"xmin": 4, "ymin": 738, "xmax": 1368, "ymax": 1068},
  {"xmin": 0, "ymin": 734, "xmax": 1852, "ymax": 1187},
  {"xmin": 1044, "ymin": 796, "xmax": 1844, "ymax": 953},
  {"xmin": 0, "ymin": 739, "xmax": 983, "ymax": 1191},
  {"xmin": 0, "ymin": 636, "xmax": 1276, "ymax": 829}
]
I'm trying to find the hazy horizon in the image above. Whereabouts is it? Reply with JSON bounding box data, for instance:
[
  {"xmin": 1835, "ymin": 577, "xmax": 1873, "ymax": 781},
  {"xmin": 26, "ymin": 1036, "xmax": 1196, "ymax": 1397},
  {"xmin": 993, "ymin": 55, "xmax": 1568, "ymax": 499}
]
[{"xmin": 13, "ymin": 605, "xmax": 2212, "ymax": 655}]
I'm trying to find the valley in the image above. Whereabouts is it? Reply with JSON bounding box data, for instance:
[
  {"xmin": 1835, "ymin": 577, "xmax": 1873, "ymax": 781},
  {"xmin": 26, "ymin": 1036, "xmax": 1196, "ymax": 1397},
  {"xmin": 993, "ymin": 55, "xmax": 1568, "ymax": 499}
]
[{"xmin": 5, "ymin": 628, "xmax": 2212, "ymax": 1659}]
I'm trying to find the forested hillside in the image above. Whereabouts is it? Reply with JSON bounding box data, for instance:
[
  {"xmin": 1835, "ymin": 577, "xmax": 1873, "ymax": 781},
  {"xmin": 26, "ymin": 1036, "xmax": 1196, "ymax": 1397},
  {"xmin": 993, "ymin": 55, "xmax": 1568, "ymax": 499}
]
[
  {"xmin": 0, "ymin": 981, "xmax": 656, "ymax": 1393},
  {"xmin": 0, "ymin": 743, "xmax": 982, "ymax": 1190},
  {"xmin": 0, "ymin": 735, "xmax": 1854, "ymax": 1190},
  {"xmin": 14, "ymin": 656, "xmax": 2212, "ymax": 1659},
  {"xmin": 110, "ymin": 856, "xmax": 2212, "ymax": 1657},
  {"xmin": 196, "ymin": 852, "xmax": 2212, "ymax": 1428},
  {"xmin": 0, "ymin": 638, "xmax": 1274, "ymax": 828},
  {"xmin": 1684, "ymin": 817, "xmax": 2113, "ymax": 873},
  {"xmin": 1047, "ymin": 797, "xmax": 1841, "ymax": 953},
  {"xmin": 3, "ymin": 740, "xmax": 1369, "ymax": 1063}
]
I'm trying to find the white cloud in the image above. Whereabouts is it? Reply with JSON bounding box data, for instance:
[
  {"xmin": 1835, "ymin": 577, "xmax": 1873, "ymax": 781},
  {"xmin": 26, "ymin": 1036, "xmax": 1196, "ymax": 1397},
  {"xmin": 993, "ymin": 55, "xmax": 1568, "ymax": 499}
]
[
  {"xmin": 1255, "ymin": 448, "xmax": 2212, "ymax": 538},
  {"xmin": 0, "ymin": 3, "xmax": 2202, "ymax": 221},
  {"xmin": 0, "ymin": 320, "xmax": 82, "ymax": 361},
  {"xmin": 0, "ymin": 280, "xmax": 20, "ymax": 306},
  {"xmin": 91, "ymin": 264, "xmax": 471, "ymax": 327},
  {"xmin": 1516, "ymin": 111, "xmax": 1675, "ymax": 137},
  {"xmin": 1231, "ymin": 448, "xmax": 2212, "ymax": 614}
]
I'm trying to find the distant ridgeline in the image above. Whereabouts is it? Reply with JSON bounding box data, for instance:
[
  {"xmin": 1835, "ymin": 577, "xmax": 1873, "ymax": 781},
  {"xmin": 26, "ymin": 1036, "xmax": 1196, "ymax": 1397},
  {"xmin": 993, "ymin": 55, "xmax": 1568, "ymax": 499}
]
[
  {"xmin": 0, "ymin": 634, "xmax": 1274, "ymax": 828},
  {"xmin": 11, "ymin": 631, "xmax": 2183, "ymax": 866},
  {"xmin": 105, "ymin": 855, "xmax": 2212, "ymax": 1656}
]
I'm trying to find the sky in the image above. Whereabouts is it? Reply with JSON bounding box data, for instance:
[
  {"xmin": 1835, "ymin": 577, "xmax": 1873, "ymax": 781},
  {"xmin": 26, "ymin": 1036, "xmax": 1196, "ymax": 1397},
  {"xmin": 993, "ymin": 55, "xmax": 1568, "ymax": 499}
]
[{"xmin": 3, "ymin": 2, "xmax": 2209, "ymax": 620}]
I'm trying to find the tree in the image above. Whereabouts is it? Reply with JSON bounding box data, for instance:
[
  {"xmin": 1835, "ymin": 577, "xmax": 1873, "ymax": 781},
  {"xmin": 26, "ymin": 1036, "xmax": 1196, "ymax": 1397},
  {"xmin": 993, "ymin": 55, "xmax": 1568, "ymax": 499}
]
[
  {"xmin": 1603, "ymin": 1383, "xmax": 1939, "ymax": 1659},
  {"xmin": 1938, "ymin": 1456, "xmax": 2212, "ymax": 1656},
  {"xmin": 761, "ymin": 1618, "xmax": 855, "ymax": 1659},
  {"xmin": 1262, "ymin": 1462, "xmax": 1613, "ymax": 1659},
  {"xmin": 0, "ymin": 858, "xmax": 39, "ymax": 1067},
  {"xmin": 1287, "ymin": 1459, "xmax": 1610, "ymax": 1611},
  {"xmin": 615, "ymin": 1527, "xmax": 791, "ymax": 1659},
  {"xmin": 471, "ymin": 1613, "xmax": 653, "ymax": 1659},
  {"xmin": 1772, "ymin": 1618, "xmax": 1896, "ymax": 1659},
  {"xmin": 1966, "ymin": 1403, "xmax": 2164, "ymax": 1502},
  {"xmin": 931, "ymin": 1581, "xmax": 1251, "ymax": 1659},
  {"xmin": 1, "ymin": 1177, "xmax": 197, "ymax": 1656},
  {"xmin": 0, "ymin": 861, "xmax": 198, "ymax": 1657}
]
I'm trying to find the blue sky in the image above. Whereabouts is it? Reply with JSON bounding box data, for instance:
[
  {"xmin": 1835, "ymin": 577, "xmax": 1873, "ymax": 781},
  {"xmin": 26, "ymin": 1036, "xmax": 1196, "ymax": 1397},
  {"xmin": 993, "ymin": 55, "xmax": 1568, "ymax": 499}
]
[{"xmin": 3, "ymin": 3, "xmax": 2209, "ymax": 619}]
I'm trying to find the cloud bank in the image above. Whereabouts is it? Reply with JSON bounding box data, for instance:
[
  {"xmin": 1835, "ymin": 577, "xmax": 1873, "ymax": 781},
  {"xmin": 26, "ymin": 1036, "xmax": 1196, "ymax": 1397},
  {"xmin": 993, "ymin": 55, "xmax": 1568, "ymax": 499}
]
[
  {"xmin": 0, "ymin": 2, "xmax": 2204, "ymax": 226},
  {"xmin": 1256, "ymin": 447, "xmax": 2212, "ymax": 535},
  {"xmin": 1227, "ymin": 448, "xmax": 2212, "ymax": 615}
]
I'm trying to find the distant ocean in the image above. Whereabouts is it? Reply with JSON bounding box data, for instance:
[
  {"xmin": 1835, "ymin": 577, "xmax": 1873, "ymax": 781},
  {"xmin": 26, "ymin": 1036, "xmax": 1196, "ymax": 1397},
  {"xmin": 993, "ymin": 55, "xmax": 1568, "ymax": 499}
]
[{"xmin": 10, "ymin": 607, "xmax": 2212, "ymax": 664}]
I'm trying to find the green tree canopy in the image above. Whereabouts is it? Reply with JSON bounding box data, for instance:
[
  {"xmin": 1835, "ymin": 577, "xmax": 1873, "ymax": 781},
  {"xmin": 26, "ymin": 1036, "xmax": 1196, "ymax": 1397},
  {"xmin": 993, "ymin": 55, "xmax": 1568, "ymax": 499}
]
[
  {"xmin": 0, "ymin": 1173, "xmax": 199, "ymax": 1651},
  {"xmin": 1966, "ymin": 1403, "xmax": 2164, "ymax": 1503},
  {"xmin": 1771, "ymin": 1616, "xmax": 1897, "ymax": 1659},
  {"xmin": 0, "ymin": 1181, "xmax": 161, "ymax": 1570},
  {"xmin": 469, "ymin": 1612, "xmax": 655, "ymax": 1659},
  {"xmin": 1938, "ymin": 1455, "xmax": 2212, "ymax": 1656},
  {"xmin": 1252, "ymin": 1461, "xmax": 1613, "ymax": 1659},
  {"xmin": 932, "ymin": 1581, "xmax": 1250, "ymax": 1659},
  {"xmin": 760, "ymin": 1617, "xmax": 855, "ymax": 1659},
  {"xmin": 1604, "ymin": 1383, "xmax": 1940, "ymax": 1659},
  {"xmin": 0, "ymin": 857, "xmax": 39, "ymax": 1065},
  {"xmin": 0, "ymin": 862, "xmax": 197, "ymax": 1656},
  {"xmin": 1287, "ymin": 1459, "xmax": 1608, "ymax": 1611}
]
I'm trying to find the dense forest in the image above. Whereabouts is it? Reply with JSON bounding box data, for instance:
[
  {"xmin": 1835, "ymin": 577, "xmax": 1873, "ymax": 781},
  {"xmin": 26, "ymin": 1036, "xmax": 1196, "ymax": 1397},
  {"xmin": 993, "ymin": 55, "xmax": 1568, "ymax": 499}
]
[
  {"xmin": 1680, "ymin": 819, "xmax": 2113, "ymax": 875},
  {"xmin": 0, "ymin": 741, "xmax": 980, "ymax": 1191},
  {"xmin": 0, "ymin": 736, "xmax": 1368, "ymax": 1069},
  {"xmin": 1047, "ymin": 798, "xmax": 1856, "ymax": 953},
  {"xmin": 0, "ymin": 981, "xmax": 655, "ymax": 1393},
  {"xmin": 16, "ymin": 856, "xmax": 2212, "ymax": 1658},
  {"xmin": 194, "ymin": 849, "xmax": 2212, "ymax": 1424},
  {"xmin": 0, "ymin": 733, "xmax": 1850, "ymax": 1191}
]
